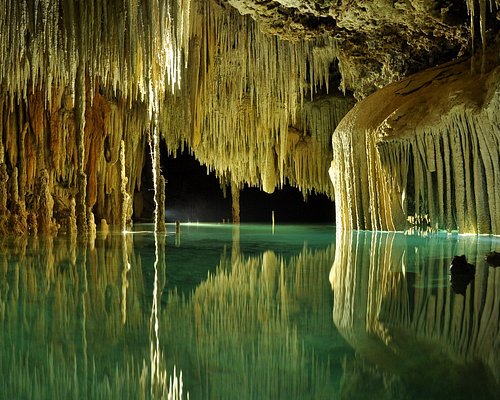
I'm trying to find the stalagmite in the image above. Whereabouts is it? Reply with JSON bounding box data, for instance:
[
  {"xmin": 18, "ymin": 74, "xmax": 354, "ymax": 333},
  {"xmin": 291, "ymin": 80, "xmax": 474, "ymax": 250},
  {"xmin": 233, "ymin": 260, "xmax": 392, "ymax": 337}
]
[
  {"xmin": 35, "ymin": 169, "xmax": 57, "ymax": 235},
  {"xmin": 150, "ymin": 123, "xmax": 166, "ymax": 233},
  {"xmin": 7, "ymin": 168, "xmax": 27, "ymax": 234},
  {"xmin": 0, "ymin": 164, "xmax": 8, "ymax": 214},
  {"xmin": 331, "ymin": 49, "xmax": 500, "ymax": 233},
  {"xmin": 68, "ymin": 198, "xmax": 78, "ymax": 237}
]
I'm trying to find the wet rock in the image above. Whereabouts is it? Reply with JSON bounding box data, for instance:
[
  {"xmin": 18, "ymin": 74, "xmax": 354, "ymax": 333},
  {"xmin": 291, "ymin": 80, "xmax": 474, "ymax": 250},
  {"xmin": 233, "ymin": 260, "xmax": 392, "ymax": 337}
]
[
  {"xmin": 485, "ymin": 251, "xmax": 500, "ymax": 267},
  {"xmin": 449, "ymin": 255, "xmax": 475, "ymax": 295}
]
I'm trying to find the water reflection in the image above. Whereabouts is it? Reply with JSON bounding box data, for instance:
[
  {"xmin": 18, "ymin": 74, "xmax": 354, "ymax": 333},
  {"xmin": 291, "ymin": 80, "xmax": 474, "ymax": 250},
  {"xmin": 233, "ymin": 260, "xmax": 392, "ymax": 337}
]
[
  {"xmin": 0, "ymin": 225, "xmax": 341, "ymax": 399},
  {"xmin": 331, "ymin": 230, "xmax": 500, "ymax": 399},
  {"xmin": 2, "ymin": 226, "xmax": 498, "ymax": 399}
]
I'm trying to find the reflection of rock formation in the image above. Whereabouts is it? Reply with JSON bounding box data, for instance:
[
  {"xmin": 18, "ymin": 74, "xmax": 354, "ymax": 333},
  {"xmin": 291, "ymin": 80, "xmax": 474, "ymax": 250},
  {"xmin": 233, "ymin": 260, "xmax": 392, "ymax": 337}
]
[
  {"xmin": 169, "ymin": 245, "xmax": 338, "ymax": 399},
  {"xmin": 331, "ymin": 230, "xmax": 500, "ymax": 398},
  {"xmin": 0, "ymin": 233, "xmax": 185, "ymax": 398},
  {"xmin": 485, "ymin": 251, "xmax": 500, "ymax": 267},
  {"xmin": 0, "ymin": 228, "xmax": 340, "ymax": 399},
  {"xmin": 449, "ymin": 255, "xmax": 475, "ymax": 295}
]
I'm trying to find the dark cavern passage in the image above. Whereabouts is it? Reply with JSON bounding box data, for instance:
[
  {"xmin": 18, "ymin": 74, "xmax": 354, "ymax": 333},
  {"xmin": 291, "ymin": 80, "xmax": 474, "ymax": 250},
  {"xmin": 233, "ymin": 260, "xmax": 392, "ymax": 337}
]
[
  {"xmin": 134, "ymin": 148, "xmax": 334, "ymax": 223},
  {"xmin": 0, "ymin": 1, "xmax": 499, "ymax": 399}
]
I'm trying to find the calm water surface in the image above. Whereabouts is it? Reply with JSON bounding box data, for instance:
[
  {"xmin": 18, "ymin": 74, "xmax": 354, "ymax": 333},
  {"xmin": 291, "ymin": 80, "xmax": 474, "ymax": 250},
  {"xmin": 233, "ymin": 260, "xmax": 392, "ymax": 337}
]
[{"xmin": 0, "ymin": 224, "xmax": 499, "ymax": 399}]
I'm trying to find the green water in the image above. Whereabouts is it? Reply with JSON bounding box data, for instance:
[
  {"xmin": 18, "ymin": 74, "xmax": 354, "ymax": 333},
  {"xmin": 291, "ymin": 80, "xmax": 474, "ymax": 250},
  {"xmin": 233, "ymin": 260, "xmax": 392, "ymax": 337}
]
[{"xmin": 0, "ymin": 224, "xmax": 499, "ymax": 399}]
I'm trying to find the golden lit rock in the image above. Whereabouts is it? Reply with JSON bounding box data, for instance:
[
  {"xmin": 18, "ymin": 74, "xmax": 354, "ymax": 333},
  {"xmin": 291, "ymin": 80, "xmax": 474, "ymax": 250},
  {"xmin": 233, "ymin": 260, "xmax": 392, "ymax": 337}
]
[{"xmin": 331, "ymin": 49, "xmax": 500, "ymax": 233}]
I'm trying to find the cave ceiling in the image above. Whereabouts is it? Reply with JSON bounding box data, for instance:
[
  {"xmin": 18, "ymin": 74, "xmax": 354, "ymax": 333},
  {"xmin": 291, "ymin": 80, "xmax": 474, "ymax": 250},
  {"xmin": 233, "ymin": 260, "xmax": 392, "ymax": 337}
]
[{"xmin": 223, "ymin": 0, "xmax": 495, "ymax": 98}]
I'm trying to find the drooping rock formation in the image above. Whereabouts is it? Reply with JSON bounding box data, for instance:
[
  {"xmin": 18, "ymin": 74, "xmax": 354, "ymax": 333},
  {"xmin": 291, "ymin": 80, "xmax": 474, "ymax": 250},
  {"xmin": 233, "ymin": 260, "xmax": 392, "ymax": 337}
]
[
  {"xmin": 0, "ymin": 0, "xmax": 498, "ymax": 234},
  {"xmin": 0, "ymin": 0, "xmax": 351, "ymax": 234},
  {"xmin": 330, "ymin": 50, "xmax": 500, "ymax": 233},
  {"xmin": 224, "ymin": 0, "xmax": 477, "ymax": 98}
]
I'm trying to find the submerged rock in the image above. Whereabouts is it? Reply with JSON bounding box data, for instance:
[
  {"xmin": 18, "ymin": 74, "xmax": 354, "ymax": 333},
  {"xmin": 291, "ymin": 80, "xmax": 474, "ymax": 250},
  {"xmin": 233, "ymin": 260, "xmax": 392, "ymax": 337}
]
[
  {"xmin": 485, "ymin": 251, "xmax": 500, "ymax": 267},
  {"xmin": 449, "ymin": 255, "xmax": 475, "ymax": 295}
]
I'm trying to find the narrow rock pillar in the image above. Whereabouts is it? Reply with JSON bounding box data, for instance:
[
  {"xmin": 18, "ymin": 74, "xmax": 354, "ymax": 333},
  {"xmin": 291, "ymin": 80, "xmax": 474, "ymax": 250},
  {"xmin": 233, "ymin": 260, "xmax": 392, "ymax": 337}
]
[
  {"xmin": 231, "ymin": 181, "xmax": 240, "ymax": 224},
  {"xmin": 75, "ymin": 64, "xmax": 88, "ymax": 234},
  {"xmin": 120, "ymin": 140, "xmax": 131, "ymax": 232}
]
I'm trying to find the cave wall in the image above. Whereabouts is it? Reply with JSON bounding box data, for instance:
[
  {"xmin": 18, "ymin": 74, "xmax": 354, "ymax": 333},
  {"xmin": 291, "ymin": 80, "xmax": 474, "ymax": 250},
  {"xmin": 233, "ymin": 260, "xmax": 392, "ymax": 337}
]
[
  {"xmin": 224, "ymin": 0, "xmax": 475, "ymax": 98},
  {"xmin": 0, "ymin": 87, "xmax": 147, "ymax": 234}
]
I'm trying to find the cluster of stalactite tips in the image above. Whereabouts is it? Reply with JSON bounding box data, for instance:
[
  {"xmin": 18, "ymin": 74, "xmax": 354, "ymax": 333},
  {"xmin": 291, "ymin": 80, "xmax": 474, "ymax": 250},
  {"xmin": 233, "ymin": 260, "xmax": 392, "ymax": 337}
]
[{"xmin": 0, "ymin": 0, "xmax": 499, "ymax": 234}]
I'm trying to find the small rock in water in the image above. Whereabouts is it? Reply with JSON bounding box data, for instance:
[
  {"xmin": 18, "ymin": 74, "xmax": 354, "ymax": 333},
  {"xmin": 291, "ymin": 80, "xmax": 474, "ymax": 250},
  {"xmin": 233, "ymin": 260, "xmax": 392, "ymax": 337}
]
[
  {"xmin": 449, "ymin": 255, "xmax": 475, "ymax": 274},
  {"xmin": 449, "ymin": 255, "xmax": 475, "ymax": 295},
  {"xmin": 484, "ymin": 251, "xmax": 500, "ymax": 267}
]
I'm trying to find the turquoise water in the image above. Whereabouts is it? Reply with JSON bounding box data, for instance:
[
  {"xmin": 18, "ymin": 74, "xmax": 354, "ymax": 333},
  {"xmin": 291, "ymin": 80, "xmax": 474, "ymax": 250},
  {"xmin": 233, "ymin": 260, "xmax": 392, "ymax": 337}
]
[{"xmin": 0, "ymin": 224, "xmax": 499, "ymax": 399}]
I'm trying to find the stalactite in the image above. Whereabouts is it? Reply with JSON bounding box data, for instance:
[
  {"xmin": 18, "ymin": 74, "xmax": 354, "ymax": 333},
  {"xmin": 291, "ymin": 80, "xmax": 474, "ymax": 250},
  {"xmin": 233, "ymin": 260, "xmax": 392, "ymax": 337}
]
[
  {"xmin": 179, "ymin": 2, "xmax": 347, "ymax": 197},
  {"xmin": 0, "ymin": 0, "xmax": 191, "ymax": 110},
  {"xmin": 157, "ymin": 175, "xmax": 166, "ymax": 233},
  {"xmin": 75, "ymin": 65, "xmax": 88, "ymax": 234},
  {"xmin": 0, "ymin": 0, "xmax": 360, "ymax": 233},
  {"xmin": 331, "ymin": 50, "xmax": 500, "ymax": 233},
  {"xmin": 150, "ymin": 122, "xmax": 166, "ymax": 233},
  {"xmin": 466, "ymin": 0, "xmax": 500, "ymax": 53},
  {"xmin": 120, "ymin": 140, "xmax": 131, "ymax": 232}
]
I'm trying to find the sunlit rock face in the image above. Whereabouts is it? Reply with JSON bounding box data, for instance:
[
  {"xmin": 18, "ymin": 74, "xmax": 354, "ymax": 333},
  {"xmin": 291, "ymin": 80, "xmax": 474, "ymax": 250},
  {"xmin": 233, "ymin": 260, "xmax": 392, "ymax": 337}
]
[
  {"xmin": 225, "ymin": 0, "xmax": 473, "ymax": 98},
  {"xmin": 330, "ymin": 49, "xmax": 500, "ymax": 233}
]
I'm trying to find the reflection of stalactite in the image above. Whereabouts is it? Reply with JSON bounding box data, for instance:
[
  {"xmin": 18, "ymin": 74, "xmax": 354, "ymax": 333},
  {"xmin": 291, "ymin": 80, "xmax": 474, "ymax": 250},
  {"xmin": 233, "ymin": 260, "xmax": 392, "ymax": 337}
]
[
  {"xmin": 76, "ymin": 238, "xmax": 89, "ymax": 399},
  {"xmin": 0, "ymin": 224, "xmax": 337, "ymax": 398},
  {"xmin": 188, "ymin": 245, "xmax": 336, "ymax": 398},
  {"xmin": 0, "ymin": 233, "xmax": 154, "ymax": 397},
  {"xmin": 331, "ymin": 230, "xmax": 500, "ymax": 396}
]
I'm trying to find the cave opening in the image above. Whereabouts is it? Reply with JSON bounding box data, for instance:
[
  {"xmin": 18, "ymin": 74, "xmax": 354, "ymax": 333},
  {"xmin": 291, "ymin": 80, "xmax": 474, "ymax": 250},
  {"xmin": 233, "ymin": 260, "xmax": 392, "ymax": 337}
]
[{"xmin": 133, "ymin": 144, "xmax": 334, "ymax": 224}]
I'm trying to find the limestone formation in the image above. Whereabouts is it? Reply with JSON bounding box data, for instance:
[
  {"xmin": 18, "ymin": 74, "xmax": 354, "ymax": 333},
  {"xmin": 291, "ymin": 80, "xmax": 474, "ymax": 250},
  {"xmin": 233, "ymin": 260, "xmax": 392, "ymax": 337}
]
[
  {"xmin": 0, "ymin": 0, "xmax": 498, "ymax": 234},
  {"xmin": 224, "ymin": 0, "xmax": 476, "ymax": 98},
  {"xmin": 331, "ymin": 49, "xmax": 500, "ymax": 233}
]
